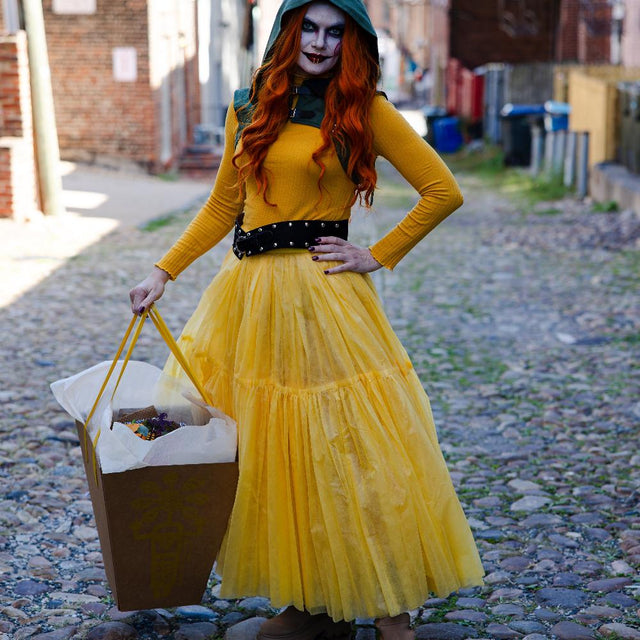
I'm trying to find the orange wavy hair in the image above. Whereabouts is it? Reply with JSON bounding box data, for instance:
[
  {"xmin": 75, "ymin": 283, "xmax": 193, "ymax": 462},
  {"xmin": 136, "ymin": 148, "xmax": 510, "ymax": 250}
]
[{"xmin": 232, "ymin": 4, "xmax": 380, "ymax": 207}]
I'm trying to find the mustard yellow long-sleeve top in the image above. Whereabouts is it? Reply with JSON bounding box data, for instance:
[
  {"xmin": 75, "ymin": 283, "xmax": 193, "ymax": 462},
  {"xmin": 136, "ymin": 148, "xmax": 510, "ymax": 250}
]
[{"xmin": 156, "ymin": 95, "xmax": 463, "ymax": 279}]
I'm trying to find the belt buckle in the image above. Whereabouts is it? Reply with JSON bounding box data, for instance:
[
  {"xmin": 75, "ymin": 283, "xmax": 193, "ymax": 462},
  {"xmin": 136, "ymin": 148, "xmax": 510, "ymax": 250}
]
[{"xmin": 234, "ymin": 227, "xmax": 274, "ymax": 258}]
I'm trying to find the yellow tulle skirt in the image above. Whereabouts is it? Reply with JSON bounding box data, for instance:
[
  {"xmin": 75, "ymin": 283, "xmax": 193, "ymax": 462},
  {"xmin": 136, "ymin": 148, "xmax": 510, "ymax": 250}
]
[{"xmin": 163, "ymin": 249, "xmax": 484, "ymax": 621}]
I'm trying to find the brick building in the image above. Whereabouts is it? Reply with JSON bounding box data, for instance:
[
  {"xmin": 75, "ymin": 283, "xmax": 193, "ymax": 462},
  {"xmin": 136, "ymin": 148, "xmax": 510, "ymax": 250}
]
[
  {"xmin": 449, "ymin": 0, "xmax": 561, "ymax": 69},
  {"xmin": 364, "ymin": 0, "xmax": 448, "ymax": 102},
  {"xmin": 0, "ymin": 26, "xmax": 39, "ymax": 219},
  {"xmin": 0, "ymin": 0, "xmax": 40, "ymax": 220},
  {"xmin": 1, "ymin": 0, "xmax": 258, "ymax": 218},
  {"xmin": 1, "ymin": 0, "xmax": 204, "ymax": 219},
  {"xmin": 380, "ymin": 0, "xmax": 616, "ymax": 79},
  {"xmin": 557, "ymin": 0, "xmax": 613, "ymax": 64},
  {"xmin": 39, "ymin": 0, "xmax": 200, "ymax": 172},
  {"xmin": 434, "ymin": 0, "xmax": 615, "ymax": 69}
]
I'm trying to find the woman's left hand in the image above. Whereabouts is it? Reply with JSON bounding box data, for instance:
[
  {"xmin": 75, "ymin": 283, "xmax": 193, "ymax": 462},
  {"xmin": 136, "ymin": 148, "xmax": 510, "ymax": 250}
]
[{"xmin": 309, "ymin": 236, "xmax": 383, "ymax": 274}]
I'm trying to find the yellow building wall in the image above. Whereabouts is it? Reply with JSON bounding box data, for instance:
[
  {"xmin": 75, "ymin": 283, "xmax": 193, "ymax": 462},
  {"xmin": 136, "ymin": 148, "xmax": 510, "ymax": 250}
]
[{"xmin": 560, "ymin": 67, "xmax": 640, "ymax": 168}]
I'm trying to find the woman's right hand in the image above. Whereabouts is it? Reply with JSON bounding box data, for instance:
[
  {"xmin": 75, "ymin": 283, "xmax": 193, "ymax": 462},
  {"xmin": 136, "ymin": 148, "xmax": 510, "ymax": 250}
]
[{"xmin": 129, "ymin": 266, "xmax": 171, "ymax": 315}]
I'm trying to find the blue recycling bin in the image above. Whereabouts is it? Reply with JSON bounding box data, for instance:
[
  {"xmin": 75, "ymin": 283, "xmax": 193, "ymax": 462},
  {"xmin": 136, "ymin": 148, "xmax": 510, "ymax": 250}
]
[
  {"xmin": 422, "ymin": 106, "xmax": 448, "ymax": 147},
  {"xmin": 500, "ymin": 103, "xmax": 545, "ymax": 166},
  {"xmin": 432, "ymin": 116, "xmax": 464, "ymax": 153},
  {"xmin": 544, "ymin": 100, "xmax": 571, "ymax": 132}
]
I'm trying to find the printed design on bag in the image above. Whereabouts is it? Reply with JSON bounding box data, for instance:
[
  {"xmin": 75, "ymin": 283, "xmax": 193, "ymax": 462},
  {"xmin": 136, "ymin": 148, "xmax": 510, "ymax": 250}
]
[{"xmin": 131, "ymin": 473, "xmax": 211, "ymax": 599}]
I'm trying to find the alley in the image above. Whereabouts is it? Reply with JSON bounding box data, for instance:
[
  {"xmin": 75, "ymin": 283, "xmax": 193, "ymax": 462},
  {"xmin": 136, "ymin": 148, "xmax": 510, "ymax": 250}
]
[{"xmin": 0, "ymin": 162, "xmax": 638, "ymax": 640}]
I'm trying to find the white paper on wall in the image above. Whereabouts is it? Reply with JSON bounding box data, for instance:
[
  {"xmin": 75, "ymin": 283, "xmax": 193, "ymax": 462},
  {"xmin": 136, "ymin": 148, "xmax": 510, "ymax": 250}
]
[
  {"xmin": 52, "ymin": 0, "xmax": 97, "ymax": 15},
  {"xmin": 113, "ymin": 47, "xmax": 137, "ymax": 82}
]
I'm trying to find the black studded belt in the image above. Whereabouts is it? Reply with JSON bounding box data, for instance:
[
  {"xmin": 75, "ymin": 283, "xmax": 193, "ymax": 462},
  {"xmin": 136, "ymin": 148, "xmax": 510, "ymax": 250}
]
[{"xmin": 232, "ymin": 217, "xmax": 349, "ymax": 259}]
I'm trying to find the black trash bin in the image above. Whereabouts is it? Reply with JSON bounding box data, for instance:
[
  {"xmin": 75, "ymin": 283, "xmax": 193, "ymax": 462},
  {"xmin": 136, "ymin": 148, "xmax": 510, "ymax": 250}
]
[
  {"xmin": 500, "ymin": 103, "xmax": 545, "ymax": 166},
  {"xmin": 422, "ymin": 106, "xmax": 448, "ymax": 147}
]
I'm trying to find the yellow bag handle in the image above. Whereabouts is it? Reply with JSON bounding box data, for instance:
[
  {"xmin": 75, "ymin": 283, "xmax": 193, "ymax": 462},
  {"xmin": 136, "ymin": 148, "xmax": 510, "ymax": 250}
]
[
  {"xmin": 82, "ymin": 305, "xmax": 212, "ymax": 479},
  {"xmin": 148, "ymin": 306, "xmax": 213, "ymax": 406}
]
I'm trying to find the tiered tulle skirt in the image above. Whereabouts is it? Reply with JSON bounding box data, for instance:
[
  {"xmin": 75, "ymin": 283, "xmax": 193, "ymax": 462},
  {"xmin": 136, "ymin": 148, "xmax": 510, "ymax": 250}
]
[{"xmin": 163, "ymin": 249, "xmax": 484, "ymax": 621}]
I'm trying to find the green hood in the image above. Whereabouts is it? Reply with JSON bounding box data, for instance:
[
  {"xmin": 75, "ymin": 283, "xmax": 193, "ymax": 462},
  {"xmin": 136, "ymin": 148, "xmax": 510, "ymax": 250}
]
[{"xmin": 263, "ymin": 0, "xmax": 379, "ymax": 65}]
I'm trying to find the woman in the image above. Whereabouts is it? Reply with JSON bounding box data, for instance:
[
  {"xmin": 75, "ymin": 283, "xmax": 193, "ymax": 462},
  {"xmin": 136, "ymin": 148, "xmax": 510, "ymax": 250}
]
[{"xmin": 130, "ymin": 0, "xmax": 484, "ymax": 638}]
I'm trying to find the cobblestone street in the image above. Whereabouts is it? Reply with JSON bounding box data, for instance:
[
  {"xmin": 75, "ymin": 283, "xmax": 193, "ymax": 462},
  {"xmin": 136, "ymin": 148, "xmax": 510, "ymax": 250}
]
[{"xmin": 0, "ymin": 161, "xmax": 638, "ymax": 640}]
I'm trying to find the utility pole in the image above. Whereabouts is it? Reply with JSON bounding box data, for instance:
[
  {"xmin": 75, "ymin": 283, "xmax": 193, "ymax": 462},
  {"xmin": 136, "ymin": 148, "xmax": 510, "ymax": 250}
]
[{"xmin": 22, "ymin": 0, "xmax": 64, "ymax": 216}]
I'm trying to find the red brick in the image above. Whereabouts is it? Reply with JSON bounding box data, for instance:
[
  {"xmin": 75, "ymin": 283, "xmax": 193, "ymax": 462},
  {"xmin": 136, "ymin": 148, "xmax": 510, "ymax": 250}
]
[
  {"xmin": 41, "ymin": 0, "xmax": 200, "ymax": 171},
  {"xmin": 0, "ymin": 33, "xmax": 39, "ymax": 219}
]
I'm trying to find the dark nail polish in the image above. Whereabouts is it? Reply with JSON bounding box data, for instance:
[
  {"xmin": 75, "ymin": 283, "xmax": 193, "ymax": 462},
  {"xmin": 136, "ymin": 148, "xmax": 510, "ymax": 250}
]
[
  {"xmin": 312, "ymin": 255, "xmax": 318, "ymax": 261},
  {"xmin": 138, "ymin": 307, "xmax": 145, "ymax": 314},
  {"xmin": 308, "ymin": 246, "xmax": 315, "ymax": 251},
  {"xmin": 315, "ymin": 237, "xmax": 321, "ymax": 243},
  {"xmin": 323, "ymin": 270, "xmax": 329, "ymax": 274}
]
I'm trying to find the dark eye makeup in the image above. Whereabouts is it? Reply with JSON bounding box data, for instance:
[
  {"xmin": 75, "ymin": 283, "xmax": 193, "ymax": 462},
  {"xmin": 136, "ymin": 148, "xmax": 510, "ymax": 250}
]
[{"xmin": 301, "ymin": 19, "xmax": 345, "ymax": 38}]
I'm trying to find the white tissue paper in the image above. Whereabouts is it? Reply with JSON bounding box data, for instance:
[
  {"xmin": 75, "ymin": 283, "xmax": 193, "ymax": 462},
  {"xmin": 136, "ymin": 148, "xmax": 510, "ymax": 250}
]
[{"xmin": 51, "ymin": 360, "xmax": 237, "ymax": 474}]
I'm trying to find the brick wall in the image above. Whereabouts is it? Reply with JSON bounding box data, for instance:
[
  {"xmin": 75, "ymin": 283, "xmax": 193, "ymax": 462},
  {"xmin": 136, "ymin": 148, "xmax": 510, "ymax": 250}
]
[
  {"xmin": 450, "ymin": 0, "xmax": 560, "ymax": 69},
  {"xmin": 576, "ymin": 2, "xmax": 611, "ymax": 64},
  {"xmin": 41, "ymin": 0, "xmax": 199, "ymax": 171},
  {"xmin": 0, "ymin": 34, "xmax": 28, "ymax": 138},
  {"xmin": 556, "ymin": 0, "xmax": 579, "ymax": 61},
  {"xmin": 556, "ymin": 0, "xmax": 611, "ymax": 64},
  {"xmin": 42, "ymin": 0, "xmax": 156, "ymax": 168},
  {"xmin": 0, "ymin": 31, "xmax": 39, "ymax": 220}
]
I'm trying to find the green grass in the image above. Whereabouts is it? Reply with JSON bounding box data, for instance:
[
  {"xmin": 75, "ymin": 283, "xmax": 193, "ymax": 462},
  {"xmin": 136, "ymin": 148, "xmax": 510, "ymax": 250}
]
[
  {"xmin": 140, "ymin": 214, "xmax": 179, "ymax": 232},
  {"xmin": 447, "ymin": 144, "xmax": 573, "ymax": 205},
  {"xmin": 609, "ymin": 331, "xmax": 640, "ymax": 346},
  {"xmin": 591, "ymin": 199, "xmax": 620, "ymax": 213},
  {"xmin": 155, "ymin": 171, "xmax": 180, "ymax": 182},
  {"xmin": 446, "ymin": 145, "xmax": 506, "ymax": 177},
  {"xmin": 421, "ymin": 596, "xmax": 460, "ymax": 623},
  {"xmin": 500, "ymin": 172, "xmax": 570, "ymax": 204},
  {"xmin": 378, "ymin": 146, "xmax": 573, "ymax": 208},
  {"xmin": 535, "ymin": 207, "xmax": 562, "ymax": 216}
]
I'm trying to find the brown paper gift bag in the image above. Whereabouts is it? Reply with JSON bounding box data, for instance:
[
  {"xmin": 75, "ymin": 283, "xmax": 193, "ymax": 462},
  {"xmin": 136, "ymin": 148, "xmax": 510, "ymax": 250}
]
[
  {"xmin": 66, "ymin": 307, "xmax": 239, "ymax": 611},
  {"xmin": 76, "ymin": 422, "xmax": 238, "ymax": 610}
]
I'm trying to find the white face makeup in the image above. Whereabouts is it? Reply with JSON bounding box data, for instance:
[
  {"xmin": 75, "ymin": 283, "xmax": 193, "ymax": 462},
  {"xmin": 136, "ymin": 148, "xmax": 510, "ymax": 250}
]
[{"xmin": 296, "ymin": 2, "xmax": 346, "ymax": 75}]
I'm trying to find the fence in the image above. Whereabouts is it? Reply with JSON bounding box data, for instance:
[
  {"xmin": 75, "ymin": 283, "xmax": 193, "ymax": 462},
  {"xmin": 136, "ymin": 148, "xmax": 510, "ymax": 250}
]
[
  {"xmin": 448, "ymin": 61, "xmax": 561, "ymax": 143},
  {"xmin": 530, "ymin": 128, "xmax": 590, "ymax": 198},
  {"xmin": 557, "ymin": 66, "xmax": 640, "ymax": 170},
  {"xmin": 483, "ymin": 63, "xmax": 557, "ymax": 145}
]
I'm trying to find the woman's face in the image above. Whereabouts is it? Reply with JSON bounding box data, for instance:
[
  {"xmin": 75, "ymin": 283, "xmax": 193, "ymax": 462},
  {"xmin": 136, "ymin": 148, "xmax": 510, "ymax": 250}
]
[{"xmin": 296, "ymin": 2, "xmax": 346, "ymax": 76}]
